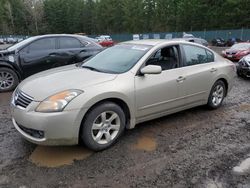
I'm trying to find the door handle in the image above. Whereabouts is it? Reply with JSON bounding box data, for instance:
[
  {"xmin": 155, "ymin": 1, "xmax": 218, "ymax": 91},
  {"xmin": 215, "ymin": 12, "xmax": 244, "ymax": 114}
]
[
  {"xmin": 176, "ymin": 76, "xmax": 186, "ymax": 82},
  {"xmin": 210, "ymin": 68, "xmax": 217, "ymax": 73}
]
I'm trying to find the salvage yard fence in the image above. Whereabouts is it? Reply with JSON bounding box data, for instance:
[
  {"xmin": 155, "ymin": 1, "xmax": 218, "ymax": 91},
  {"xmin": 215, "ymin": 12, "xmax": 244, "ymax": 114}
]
[
  {"xmin": 1, "ymin": 28, "xmax": 250, "ymax": 43},
  {"xmin": 90, "ymin": 28, "xmax": 250, "ymax": 42}
]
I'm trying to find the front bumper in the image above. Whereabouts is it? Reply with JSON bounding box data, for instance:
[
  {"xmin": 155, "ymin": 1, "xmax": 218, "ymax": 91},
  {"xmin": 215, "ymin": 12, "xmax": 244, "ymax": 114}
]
[
  {"xmin": 11, "ymin": 103, "xmax": 87, "ymax": 146},
  {"xmin": 224, "ymin": 55, "xmax": 241, "ymax": 62}
]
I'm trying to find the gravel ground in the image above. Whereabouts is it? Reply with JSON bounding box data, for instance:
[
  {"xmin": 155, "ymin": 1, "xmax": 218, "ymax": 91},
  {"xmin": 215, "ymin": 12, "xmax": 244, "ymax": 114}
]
[{"xmin": 0, "ymin": 46, "xmax": 250, "ymax": 188}]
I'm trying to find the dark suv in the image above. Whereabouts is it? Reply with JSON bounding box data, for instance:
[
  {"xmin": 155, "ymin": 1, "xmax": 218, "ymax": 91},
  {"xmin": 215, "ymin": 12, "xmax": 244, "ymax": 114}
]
[{"xmin": 0, "ymin": 34, "xmax": 102, "ymax": 92}]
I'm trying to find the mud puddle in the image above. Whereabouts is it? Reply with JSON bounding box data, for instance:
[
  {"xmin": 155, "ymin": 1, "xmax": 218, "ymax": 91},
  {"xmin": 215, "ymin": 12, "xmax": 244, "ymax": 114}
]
[
  {"xmin": 29, "ymin": 146, "xmax": 93, "ymax": 168},
  {"xmin": 239, "ymin": 104, "xmax": 250, "ymax": 111},
  {"xmin": 131, "ymin": 135, "xmax": 157, "ymax": 152}
]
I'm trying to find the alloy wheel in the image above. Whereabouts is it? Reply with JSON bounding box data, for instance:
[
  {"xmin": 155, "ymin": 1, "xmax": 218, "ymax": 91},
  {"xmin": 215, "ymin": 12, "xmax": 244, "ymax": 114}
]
[
  {"xmin": 212, "ymin": 85, "xmax": 224, "ymax": 106},
  {"xmin": 0, "ymin": 71, "xmax": 14, "ymax": 90},
  {"xmin": 91, "ymin": 111, "xmax": 121, "ymax": 145}
]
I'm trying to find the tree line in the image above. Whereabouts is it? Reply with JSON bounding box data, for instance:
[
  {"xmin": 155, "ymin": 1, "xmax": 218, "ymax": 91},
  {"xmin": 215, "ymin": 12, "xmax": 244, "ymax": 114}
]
[{"xmin": 0, "ymin": 0, "xmax": 249, "ymax": 36}]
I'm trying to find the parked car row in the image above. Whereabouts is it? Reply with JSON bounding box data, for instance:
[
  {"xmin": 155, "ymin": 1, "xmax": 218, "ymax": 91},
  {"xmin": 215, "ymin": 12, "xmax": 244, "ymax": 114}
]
[
  {"xmin": 0, "ymin": 37, "xmax": 25, "ymax": 44},
  {"xmin": 0, "ymin": 34, "xmax": 103, "ymax": 92},
  {"xmin": 211, "ymin": 37, "xmax": 245, "ymax": 47},
  {"xmin": 9, "ymin": 38, "xmax": 236, "ymax": 151},
  {"xmin": 221, "ymin": 42, "xmax": 250, "ymax": 78}
]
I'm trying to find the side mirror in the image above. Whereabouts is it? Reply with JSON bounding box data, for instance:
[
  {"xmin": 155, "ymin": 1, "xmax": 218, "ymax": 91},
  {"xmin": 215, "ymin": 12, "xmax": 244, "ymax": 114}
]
[{"xmin": 140, "ymin": 65, "xmax": 162, "ymax": 75}]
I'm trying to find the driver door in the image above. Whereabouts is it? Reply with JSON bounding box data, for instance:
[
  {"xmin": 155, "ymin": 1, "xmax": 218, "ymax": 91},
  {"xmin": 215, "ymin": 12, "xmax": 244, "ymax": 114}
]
[{"xmin": 135, "ymin": 45, "xmax": 185, "ymax": 122}]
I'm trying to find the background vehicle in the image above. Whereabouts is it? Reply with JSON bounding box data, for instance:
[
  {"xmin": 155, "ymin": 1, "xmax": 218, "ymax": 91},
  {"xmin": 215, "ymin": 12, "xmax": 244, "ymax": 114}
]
[
  {"xmin": 225, "ymin": 38, "xmax": 244, "ymax": 47},
  {"xmin": 0, "ymin": 38, "xmax": 4, "ymax": 44},
  {"xmin": 96, "ymin": 35, "xmax": 115, "ymax": 47},
  {"xmin": 176, "ymin": 37, "xmax": 209, "ymax": 47},
  {"xmin": 6, "ymin": 37, "xmax": 16, "ymax": 44},
  {"xmin": 11, "ymin": 40, "xmax": 236, "ymax": 151},
  {"xmin": 237, "ymin": 54, "xmax": 250, "ymax": 78},
  {"xmin": 222, "ymin": 43, "xmax": 250, "ymax": 61},
  {"xmin": 212, "ymin": 38, "xmax": 226, "ymax": 47},
  {"xmin": 0, "ymin": 34, "xmax": 102, "ymax": 92}
]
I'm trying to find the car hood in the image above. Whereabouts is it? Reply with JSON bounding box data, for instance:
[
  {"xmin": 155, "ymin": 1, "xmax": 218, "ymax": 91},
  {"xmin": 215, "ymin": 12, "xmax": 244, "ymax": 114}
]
[
  {"xmin": 242, "ymin": 55, "xmax": 250, "ymax": 63},
  {"xmin": 0, "ymin": 49, "xmax": 15, "ymax": 58},
  {"xmin": 18, "ymin": 65, "xmax": 117, "ymax": 101},
  {"xmin": 226, "ymin": 48, "xmax": 247, "ymax": 53}
]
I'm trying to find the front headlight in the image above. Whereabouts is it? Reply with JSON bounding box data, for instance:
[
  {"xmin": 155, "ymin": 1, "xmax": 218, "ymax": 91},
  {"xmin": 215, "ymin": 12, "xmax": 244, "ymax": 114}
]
[{"xmin": 36, "ymin": 90, "xmax": 83, "ymax": 113}]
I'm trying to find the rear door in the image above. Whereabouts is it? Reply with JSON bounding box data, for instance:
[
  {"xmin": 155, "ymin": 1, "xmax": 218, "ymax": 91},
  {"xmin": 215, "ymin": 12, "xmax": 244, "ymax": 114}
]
[
  {"xmin": 179, "ymin": 44, "xmax": 216, "ymax": 104},
  {"xmin": 19, "ymin": 37, "xmax": 57, "ymax": 77},
  {"xmin": 56, "ymin": 36, "xmax": 88, "ymax": 65}
]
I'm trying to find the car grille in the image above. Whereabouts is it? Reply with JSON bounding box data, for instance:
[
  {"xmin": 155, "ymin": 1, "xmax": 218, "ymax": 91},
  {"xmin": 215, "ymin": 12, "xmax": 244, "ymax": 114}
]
[{"xmin": 13, "ymin": 89, "xmax": 33, "ymax": 108}]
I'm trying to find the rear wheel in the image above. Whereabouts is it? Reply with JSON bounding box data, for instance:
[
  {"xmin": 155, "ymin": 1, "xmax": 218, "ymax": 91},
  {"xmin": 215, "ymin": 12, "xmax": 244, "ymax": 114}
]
[
  {"xmin": 81, "ymin": 102, "xmax": 126, "ymax": 151},
  {"xmin": 207, "ymin": 80, "xmax": 226, "ymax": 109},
  {"xmin": 0, "ymin": 67, "xmax": 19, "ymax": 92}
]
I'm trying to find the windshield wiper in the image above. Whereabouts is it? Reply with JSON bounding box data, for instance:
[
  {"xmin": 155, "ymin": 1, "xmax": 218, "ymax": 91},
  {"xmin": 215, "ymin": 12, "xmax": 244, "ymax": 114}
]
[{"xmin": 82, "ymin": 65, "xmax": 102, "ymax": 72}]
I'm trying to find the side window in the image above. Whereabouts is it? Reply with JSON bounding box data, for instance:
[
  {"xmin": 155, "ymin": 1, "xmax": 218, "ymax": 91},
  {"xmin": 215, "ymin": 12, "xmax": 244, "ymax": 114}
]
[
  {"xmin": 146, "ymin": 46, "xmax": 179, "ymax": 71},
  {"xmin": 59, "ymin": 37, "xmax": 82, "ymax": 49},
  {"xmin": 29, "ymin": 38, "xmax": 56, "ymax": 52},
  {"xmin": 182, "ymin": 45, "xmax": 213, "ymax": 66},
  {"xmin": 206, "ymin": 50, "xmax": 214, "ymax": 62}
]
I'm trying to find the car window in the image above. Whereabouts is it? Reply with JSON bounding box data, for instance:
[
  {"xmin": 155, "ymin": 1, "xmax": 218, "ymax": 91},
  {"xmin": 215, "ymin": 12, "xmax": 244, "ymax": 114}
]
[
  {"xmin": 59, "ymin": 37, "xmax": 82, "ymax": 49},
  {"xmin": 146, "ymin": 46, "xmax": 179, "ymax": 71},
  {"xmin": 206, "ymin": 50, "xmax": 214, "ymax": 62},
  {"xmin": 29, "ymin": 38, "xmax": 56, "ymax": 52},
  {"xmin": 183, "ymin": 45, "xmax": 214, "ymax": 66}
]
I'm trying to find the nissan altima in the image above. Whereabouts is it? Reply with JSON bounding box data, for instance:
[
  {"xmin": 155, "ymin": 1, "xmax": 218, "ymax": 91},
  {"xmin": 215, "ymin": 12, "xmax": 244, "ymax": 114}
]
[{"xmin": 11, "ymin": 40, "xmax": 236, "ymax": 151}]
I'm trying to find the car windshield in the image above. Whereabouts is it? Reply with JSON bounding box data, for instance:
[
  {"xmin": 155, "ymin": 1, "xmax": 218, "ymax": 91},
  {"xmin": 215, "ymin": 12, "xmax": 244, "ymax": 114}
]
[
  {"xmin": 82, "ymin": 44, "xmax": 151, "ymax": 74},
  {"xmin": 231, "ymin": 43, "xmax": 250, "ymax": 50},
  {"xmin": 7, "ymin": 37, "xmax": 34, "ymax": 51}
]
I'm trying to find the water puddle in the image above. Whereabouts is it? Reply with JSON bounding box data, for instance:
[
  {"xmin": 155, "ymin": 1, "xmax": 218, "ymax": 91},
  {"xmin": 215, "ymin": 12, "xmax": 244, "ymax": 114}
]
[
  {"xmin": 132, "ymin": 136, "xmax": 157, "ymax": 152},
  {"xmin": 239, "ymin": 104, "xmax": 250, "ymax": 111},
  {"xmin": 233, "ymin": 157, "xmax": 250, "ymax": 174},
  {"xmin": 29, "ymin": 146, "xmax": 93, "ymax": 168}
]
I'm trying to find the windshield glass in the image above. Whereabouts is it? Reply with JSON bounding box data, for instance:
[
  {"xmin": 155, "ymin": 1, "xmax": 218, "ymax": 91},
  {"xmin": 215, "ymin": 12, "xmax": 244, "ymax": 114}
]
[
  {"xmin": 7, "ymin": 37, "xmax": 34, "ymax": 51},
  {"xmin": 231, "ymin": 43, "xmax": 250, "ymax": 50},
  {"xmin": 82, "ymin": 44, "xmax": 151, "ymax": 73}
]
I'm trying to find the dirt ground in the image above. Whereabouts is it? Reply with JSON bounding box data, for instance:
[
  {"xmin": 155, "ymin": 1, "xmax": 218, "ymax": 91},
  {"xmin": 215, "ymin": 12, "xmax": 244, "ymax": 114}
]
[{"xmin": 0, "ymin": 46, "xmax": 250, "ymax": 188}]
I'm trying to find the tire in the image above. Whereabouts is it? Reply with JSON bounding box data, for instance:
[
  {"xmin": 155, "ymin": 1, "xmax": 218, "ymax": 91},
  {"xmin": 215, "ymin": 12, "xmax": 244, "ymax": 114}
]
[
  {"xmin": 0, "ymin": 67, "xmax": 19, "ymax": 92},
  {"xmin": 81, "ymin": 102, "xmax": 126, "ymax": 151},
  {"xmin": 207, "ymin": 80, "xmax": 226, "ymax": 109}
]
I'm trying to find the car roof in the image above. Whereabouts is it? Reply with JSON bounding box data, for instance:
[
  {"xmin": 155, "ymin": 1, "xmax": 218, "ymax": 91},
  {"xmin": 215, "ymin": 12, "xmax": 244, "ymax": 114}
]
[
  {"xmin": 123, "ymin": 39, "xmax": 171, "ymax": 46},
  {"xmin": 122, "ymin": 39, "xmax": 204, "ymax": 46},
  {"xmin": 30, "ymin": 34, "xmax": 93, "ymax": 41}
]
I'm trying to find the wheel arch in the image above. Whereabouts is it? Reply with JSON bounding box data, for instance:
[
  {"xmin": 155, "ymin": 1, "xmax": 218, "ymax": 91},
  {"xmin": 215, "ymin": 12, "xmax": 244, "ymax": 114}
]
[{"xmin": 78, "ymin": 97, "xmax": 132, "ymax": 144}]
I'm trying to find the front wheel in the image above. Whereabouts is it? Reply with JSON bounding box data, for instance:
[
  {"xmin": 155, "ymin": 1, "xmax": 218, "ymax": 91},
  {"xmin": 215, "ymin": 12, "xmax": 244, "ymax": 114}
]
[
  {"xmin": 0, "ymin": 67, "xmax": 19, "ymax": 92},
  {"xmin": 81, "ymin": 102, "xmax": 126, "ymax": 151},
  {"xmin": 207, "ymin": 80, "xmax": 226, "ymax": 109}
]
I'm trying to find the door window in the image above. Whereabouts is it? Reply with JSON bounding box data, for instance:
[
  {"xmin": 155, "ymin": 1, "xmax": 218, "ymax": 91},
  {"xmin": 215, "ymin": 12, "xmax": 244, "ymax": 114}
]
[
  {"xmin": 59, "ymin": 37, "xmax": 82, "ymax": 49},
  {"xmin": 182, "ymin": 45, "xmax": 214, "ymax": 66},
  {"xmin": 29, "ymin": 38, "xmax": 56, "ymax": 51},
  {"xmin": 146, "ymin": 46, "xmax": 179, "ymax": 71}
]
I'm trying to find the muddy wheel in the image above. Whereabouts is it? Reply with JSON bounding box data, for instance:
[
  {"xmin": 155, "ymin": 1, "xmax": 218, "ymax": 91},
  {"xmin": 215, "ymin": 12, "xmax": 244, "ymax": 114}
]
[
  {"xmin": 0, "ymin": 67, "xmax": 19, "ymax": 92},
  {"xmin": 81, "ymin": 102, "xmax": 126, "ymax": 151},
  {"xmin": 207, "ymin": 80, "xmax": 226, "ymax": 109}
]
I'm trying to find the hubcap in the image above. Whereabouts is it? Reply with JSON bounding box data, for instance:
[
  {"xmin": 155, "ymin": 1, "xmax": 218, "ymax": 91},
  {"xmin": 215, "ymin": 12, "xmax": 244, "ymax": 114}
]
[
  {"xmin": 212, "ymin": 85, "xmax": 224, "ymax": 106},
  {"xmin": 0, "ymin": 71, "xmax": 14, "ymax": 90},
  {"xmin": 91, "ymin": 111, "xmax": 120, "ymax": 145}
]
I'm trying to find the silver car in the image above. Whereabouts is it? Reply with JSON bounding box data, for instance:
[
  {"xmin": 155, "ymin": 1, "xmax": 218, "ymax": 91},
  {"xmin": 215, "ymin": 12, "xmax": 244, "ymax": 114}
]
[{"xmin": 11, "ymin": 40, "xmax": 236, "ymax": 151}]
